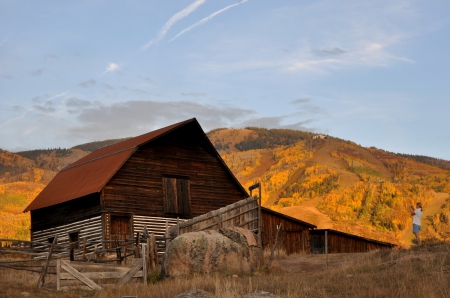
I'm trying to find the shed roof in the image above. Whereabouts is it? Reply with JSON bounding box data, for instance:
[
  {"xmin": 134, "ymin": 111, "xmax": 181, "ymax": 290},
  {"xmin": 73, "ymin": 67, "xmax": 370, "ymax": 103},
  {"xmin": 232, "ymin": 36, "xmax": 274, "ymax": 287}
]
[
  {"xmin": 24, "ymin": 118, "xmax": 247, "ymax": 212},
  {"xmin": 261, "ymin": 207, "xmax": 317, "ymax": 229},
  {"xmin": 310, "ymin": 229, "xmax": 396, "ymax": 247}
]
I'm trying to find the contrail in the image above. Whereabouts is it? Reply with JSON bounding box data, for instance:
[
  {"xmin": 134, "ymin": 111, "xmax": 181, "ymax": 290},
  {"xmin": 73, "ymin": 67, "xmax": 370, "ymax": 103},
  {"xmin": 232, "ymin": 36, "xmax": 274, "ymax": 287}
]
[
  {"xmin": 0, "ymin": 92, "xmax": 68, "ymax": 129},
  {"xmin": 169, "ymin": 0, "xmax": 249, "ymax": 43},
  {"xmin": 140, "ymin": 0, "xmax": 206, "ymax": 50}
]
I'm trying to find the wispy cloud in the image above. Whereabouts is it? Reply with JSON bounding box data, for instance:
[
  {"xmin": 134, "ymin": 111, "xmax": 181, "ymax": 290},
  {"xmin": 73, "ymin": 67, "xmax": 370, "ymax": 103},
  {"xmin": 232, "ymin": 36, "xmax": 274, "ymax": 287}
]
[
  {"xmin": 31, "ymin": 69, "xmax": 45, "ymax": 77},
  {"xmin": 140, "ymin": 0, "xmax": 206, "ymax": 50},
  {"xmin": 181, "ymin": 92, "xmax": 207, "ymax": 96},
  {"xmin": 0, "ymin": 92, "xmax": 68, "ymax": 129},
  {"xmin": 101, "ymin": 63, "xmax": 119, "ymax": 75},
  {"xmin": 169, "ymin": 0, "xmax": 249, "ymax": 43},
  {"xmin": 290, "ymin": 98, "xmax": 309, "ymax": 104},
  {"xmin": 79, "ymin": 79, "xmax": 96, "ymax": 88}
]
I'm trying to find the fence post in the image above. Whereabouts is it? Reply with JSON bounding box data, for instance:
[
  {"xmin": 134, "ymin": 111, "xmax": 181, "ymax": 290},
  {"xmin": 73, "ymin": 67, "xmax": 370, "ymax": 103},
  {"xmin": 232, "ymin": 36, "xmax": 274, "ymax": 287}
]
[
  {"xmin": 217, "ymin": 212, "xmax": 222, "ymax": 231},
  {"xmin": 56, "ymin": 258, "xmax": 61, "ymax": 291},
  {"xmin": 142, "ymin": 243, "xmax": 147, "ymax": 285},
  {"xmin": 135, "ymin": 232, "xmax": 141, "ymax": 258},
  {"xmin": 83, "ymin": 238, "xmax": 87, "ymax": 261},
  {"xmin": 38, "ymin": 235, "xmax": 57, "ymax": 288},
  {"xmin": 267, "ymin": 223, "xmax": 281, "ymax": 269},
  {"xmin": 325, "ymin": 230, "xmax": 328, "ymax": 270},
  {"xmin": 150, "ymin": 233, "xmax": 157, "ymax": 268},
  {"xmin": 165, "ymin": 220, "xmax": 170, "ymax": 251},
  {"xmin": 258, "ymin": 183, "xmax": 262, "ymax": 246}
]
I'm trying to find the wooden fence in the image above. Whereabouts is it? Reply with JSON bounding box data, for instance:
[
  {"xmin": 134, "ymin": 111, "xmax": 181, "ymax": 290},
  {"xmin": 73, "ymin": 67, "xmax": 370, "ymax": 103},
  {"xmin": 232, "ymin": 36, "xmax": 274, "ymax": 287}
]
[
  {"xmin": 168, "ymin": 197, "xmax": 261, "ymax": 243},
  {"xmin": 0, "ymin": 231, "xmax": 159, "ymax": 290}
]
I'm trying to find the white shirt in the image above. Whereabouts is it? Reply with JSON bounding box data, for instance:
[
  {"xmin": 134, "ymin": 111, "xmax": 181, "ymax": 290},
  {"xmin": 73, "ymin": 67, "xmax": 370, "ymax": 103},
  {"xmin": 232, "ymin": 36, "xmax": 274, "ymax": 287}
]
[{"xmin": 413, "ymin": 208, "xmax": 423, "ymax": 226}]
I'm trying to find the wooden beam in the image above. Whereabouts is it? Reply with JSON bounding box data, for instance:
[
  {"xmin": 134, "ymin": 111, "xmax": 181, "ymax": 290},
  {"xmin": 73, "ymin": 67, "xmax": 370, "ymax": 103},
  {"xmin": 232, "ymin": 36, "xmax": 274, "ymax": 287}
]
[
  {"xmin": 37, "ymin": 235, "xmax": 57, "ymax": 288},
  {"xmin": 117, "ymin": 258, "xmax": 143, "ymax": 286},
  {"xmin": 61, "ymin": 260, "xmax": 102, "ymax": 290}
]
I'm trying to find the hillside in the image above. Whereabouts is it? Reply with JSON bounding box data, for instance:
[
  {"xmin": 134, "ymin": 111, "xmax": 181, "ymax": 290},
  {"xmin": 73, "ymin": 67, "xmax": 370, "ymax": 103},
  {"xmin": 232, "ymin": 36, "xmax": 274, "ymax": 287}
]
[
  {"xmin": 210, "ymin": 127, "xmax": 450, "ymax": 247},
  {"xmin": 0, "ymin": 127, "xmax": 449, "ymax": 247}
]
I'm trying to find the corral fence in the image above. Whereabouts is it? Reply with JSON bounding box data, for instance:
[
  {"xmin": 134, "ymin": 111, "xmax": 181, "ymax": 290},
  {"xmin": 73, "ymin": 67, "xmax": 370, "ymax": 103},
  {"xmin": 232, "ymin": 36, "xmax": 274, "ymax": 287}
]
[{"xmin": 0, "ymin": 227, "xmax": 159, "ymax": 290}]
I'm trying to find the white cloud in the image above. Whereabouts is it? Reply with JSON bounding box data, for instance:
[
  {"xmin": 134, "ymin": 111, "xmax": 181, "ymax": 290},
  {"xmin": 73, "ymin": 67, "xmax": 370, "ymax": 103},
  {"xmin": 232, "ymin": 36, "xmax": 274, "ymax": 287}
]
[
  {"xmin": 140, "ymin": 0, "xmax": 206, "ymax": 50},
  {"xmin": 101, "ymin": 63, "xmax": 119, "ymax": 75}
]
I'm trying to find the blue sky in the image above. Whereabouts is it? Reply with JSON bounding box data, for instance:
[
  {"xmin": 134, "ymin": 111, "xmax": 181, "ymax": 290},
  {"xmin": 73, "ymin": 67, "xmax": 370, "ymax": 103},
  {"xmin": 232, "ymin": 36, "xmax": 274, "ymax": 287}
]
[{"xmin": 1, "ymin": 0, "xmax": 449, "ymax": 160}]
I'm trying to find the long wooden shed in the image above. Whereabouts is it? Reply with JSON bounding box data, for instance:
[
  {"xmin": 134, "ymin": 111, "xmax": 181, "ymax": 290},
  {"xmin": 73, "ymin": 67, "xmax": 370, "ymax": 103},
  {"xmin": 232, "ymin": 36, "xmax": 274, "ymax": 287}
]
[
  {"xmin": 24, "ymin": 118, "xmax": 249, "ymax": 251},
  {"xmin": 261, "ymin": 207, "xmax": 316, "ymax": 255},
  {"xmin": 310, "ymin": 229, "xmax": 396, "ymax": 254}
]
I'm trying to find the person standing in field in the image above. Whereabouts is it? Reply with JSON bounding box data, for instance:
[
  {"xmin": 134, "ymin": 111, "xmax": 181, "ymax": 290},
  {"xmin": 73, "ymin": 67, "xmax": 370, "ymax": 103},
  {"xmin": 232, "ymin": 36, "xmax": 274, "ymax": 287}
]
[{"xmin": 409, "ymin": 202, "xmax": 423, "ymax": 245}]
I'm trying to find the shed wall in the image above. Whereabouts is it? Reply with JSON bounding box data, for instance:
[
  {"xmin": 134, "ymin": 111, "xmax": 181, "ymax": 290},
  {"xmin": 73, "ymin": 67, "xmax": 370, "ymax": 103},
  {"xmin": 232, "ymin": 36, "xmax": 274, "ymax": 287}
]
[
  {"xmin": 261, "ymin": 210, "xmax": 311, "ymax": 255},
  {"xmin": 310, "ymin": 231, "xmax": 393, "ymax": 253}
]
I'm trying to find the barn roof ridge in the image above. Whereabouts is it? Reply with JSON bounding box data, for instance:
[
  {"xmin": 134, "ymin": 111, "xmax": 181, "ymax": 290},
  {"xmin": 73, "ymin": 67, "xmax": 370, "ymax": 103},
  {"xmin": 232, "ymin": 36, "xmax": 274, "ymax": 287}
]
[{"xmin": 261, "ymin": 206, "xmax": 317, "ymax": 229}]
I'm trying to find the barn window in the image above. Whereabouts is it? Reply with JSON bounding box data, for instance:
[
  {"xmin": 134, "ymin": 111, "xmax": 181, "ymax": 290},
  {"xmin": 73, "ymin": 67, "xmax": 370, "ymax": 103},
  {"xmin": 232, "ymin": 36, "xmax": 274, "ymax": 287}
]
[
  {"xmin": 68, "ymin": 231, "xmax": 80, "ymax": 249},
  {"xmin": 162, "ymin": 176, "xmax": 191, "ymax": 215}
]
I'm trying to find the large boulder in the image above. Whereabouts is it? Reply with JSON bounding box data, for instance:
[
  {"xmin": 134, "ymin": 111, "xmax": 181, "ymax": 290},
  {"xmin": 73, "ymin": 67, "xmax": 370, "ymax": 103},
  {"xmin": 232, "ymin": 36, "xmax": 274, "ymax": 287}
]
[{"xmin": 165, "ymin": 227, "xmax": 261, "ymax": 277}]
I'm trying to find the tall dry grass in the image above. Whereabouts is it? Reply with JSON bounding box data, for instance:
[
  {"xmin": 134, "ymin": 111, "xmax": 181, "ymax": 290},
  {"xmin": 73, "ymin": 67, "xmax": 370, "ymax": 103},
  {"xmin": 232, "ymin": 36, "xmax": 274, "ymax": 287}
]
[{"xmin": 1, "ymin": 242, "xmax": 449, "ymax": 298}]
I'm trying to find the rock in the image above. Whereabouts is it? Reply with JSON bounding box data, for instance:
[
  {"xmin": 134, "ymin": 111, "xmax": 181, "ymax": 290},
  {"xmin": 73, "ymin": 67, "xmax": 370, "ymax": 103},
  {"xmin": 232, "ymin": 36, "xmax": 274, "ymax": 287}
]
[
  {"xmin": 20, "ymin": 293, "xmax": 30, "ymax": 297},
  {"xmin": 165, "ymin": 227, "xmax": 262, "ymax": 277},
  {"xmin": 174, "ymin": 289, "xmax": 215, "ymax": 298},
  {"xmin": 241, "ymin": 291, "xmax": 279, "ymax": 298}
]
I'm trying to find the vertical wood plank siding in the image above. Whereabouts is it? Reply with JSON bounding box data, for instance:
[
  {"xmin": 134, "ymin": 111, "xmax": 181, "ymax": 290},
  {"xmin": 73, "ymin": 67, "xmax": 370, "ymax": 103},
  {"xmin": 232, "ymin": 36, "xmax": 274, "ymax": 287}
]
[
  {"xmin": 102, "ymin": 126, "xmax": 247, "ymax": 218},
  {"xmin": 261, "ymin": 209, "xmax": 312, "ymax": 255},
  {"xmin": 32, "ymin": 215, "xmax": 103, "ymax": 253},
  {"xmin": 309, "ymin": 230, "xmax": 393, "ymax": 253},
  {"xmin": 31, "ymin": 194, "xmax": 102, "ymax": 232}
]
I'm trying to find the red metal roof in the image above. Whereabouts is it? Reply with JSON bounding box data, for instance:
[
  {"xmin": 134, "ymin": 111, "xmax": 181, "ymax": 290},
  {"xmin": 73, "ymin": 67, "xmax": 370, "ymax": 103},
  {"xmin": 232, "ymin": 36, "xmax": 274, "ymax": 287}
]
[{"xmin": 24, "ymin": 119, "xmax": 196, "ymax": 212}]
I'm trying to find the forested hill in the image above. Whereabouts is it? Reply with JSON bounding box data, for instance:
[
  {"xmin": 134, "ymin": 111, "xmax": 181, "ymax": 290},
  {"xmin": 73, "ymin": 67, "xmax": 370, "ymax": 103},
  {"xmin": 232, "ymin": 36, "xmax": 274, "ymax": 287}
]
[
  {"xmin": 1, "ymin": 127, "xmax": 449, "ymax": 246},
  {"xmin": 208, "ymin": 127, "xmax": 450, "ymax": 246},
  {"xmin": 207, "ymin": 127, "xmax": 450, "ymax": 170}
]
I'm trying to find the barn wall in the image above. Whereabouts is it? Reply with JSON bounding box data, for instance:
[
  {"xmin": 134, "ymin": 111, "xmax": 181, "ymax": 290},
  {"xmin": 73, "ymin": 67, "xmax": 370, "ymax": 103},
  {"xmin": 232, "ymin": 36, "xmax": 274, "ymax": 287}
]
[
  {"xmin": 261, "ymin": 209, "xmax": 312, "ymax": 255},
  {"xmin": 32, "ymin": 215, "xmax": 103, "ymax": 253},
  {"xmin": 102, "ymin": 124, "xmax": 247, "ymax": 218},
  {"xmin": 30, "ymin": 193, "xmax": 102, "ymax": 232}
]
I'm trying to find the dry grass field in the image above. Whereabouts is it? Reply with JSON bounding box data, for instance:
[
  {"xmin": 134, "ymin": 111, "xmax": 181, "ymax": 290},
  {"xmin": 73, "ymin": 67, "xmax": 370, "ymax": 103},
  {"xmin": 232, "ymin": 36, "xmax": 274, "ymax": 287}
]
[{"xmin": 1, "ymin": 242, "xmax": 449, "ymax": 298}]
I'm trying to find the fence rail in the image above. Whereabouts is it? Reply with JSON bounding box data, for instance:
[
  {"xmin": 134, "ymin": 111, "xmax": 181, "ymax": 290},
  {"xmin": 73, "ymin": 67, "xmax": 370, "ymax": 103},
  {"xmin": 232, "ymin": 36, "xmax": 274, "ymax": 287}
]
[{"xmin": 169, "ymin": 196, "xmax": 261, "ymax": 244}]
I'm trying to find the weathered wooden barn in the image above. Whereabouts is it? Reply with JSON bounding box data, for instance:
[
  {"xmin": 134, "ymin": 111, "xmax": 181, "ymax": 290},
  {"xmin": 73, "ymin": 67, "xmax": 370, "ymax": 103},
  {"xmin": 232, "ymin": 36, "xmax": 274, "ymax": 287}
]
[
  {"xmin": 309, "ymin": 229, "xmax": 396, "ymax": 254},
  {"xmin": 24, "ymin": 118, "xmax": 249, "ymax": 251},
  {"xmin": 261, "ymin": 207, "xmax": 316, "ymax": 255}
]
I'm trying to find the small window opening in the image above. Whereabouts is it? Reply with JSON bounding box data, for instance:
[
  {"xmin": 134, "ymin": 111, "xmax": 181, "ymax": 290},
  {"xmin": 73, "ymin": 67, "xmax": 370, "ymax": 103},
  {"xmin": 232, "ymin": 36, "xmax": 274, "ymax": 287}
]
[{"xmin": 68, "ymin": 231, "xmax": 80, "ymax": 249}]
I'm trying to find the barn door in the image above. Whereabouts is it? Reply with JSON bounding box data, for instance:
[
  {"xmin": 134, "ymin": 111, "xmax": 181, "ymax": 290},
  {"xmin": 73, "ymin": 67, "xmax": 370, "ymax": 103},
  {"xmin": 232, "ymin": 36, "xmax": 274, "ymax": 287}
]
[{"xmin": 110, "ymin": 215, "xmax": 131, "ymax": 248}]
